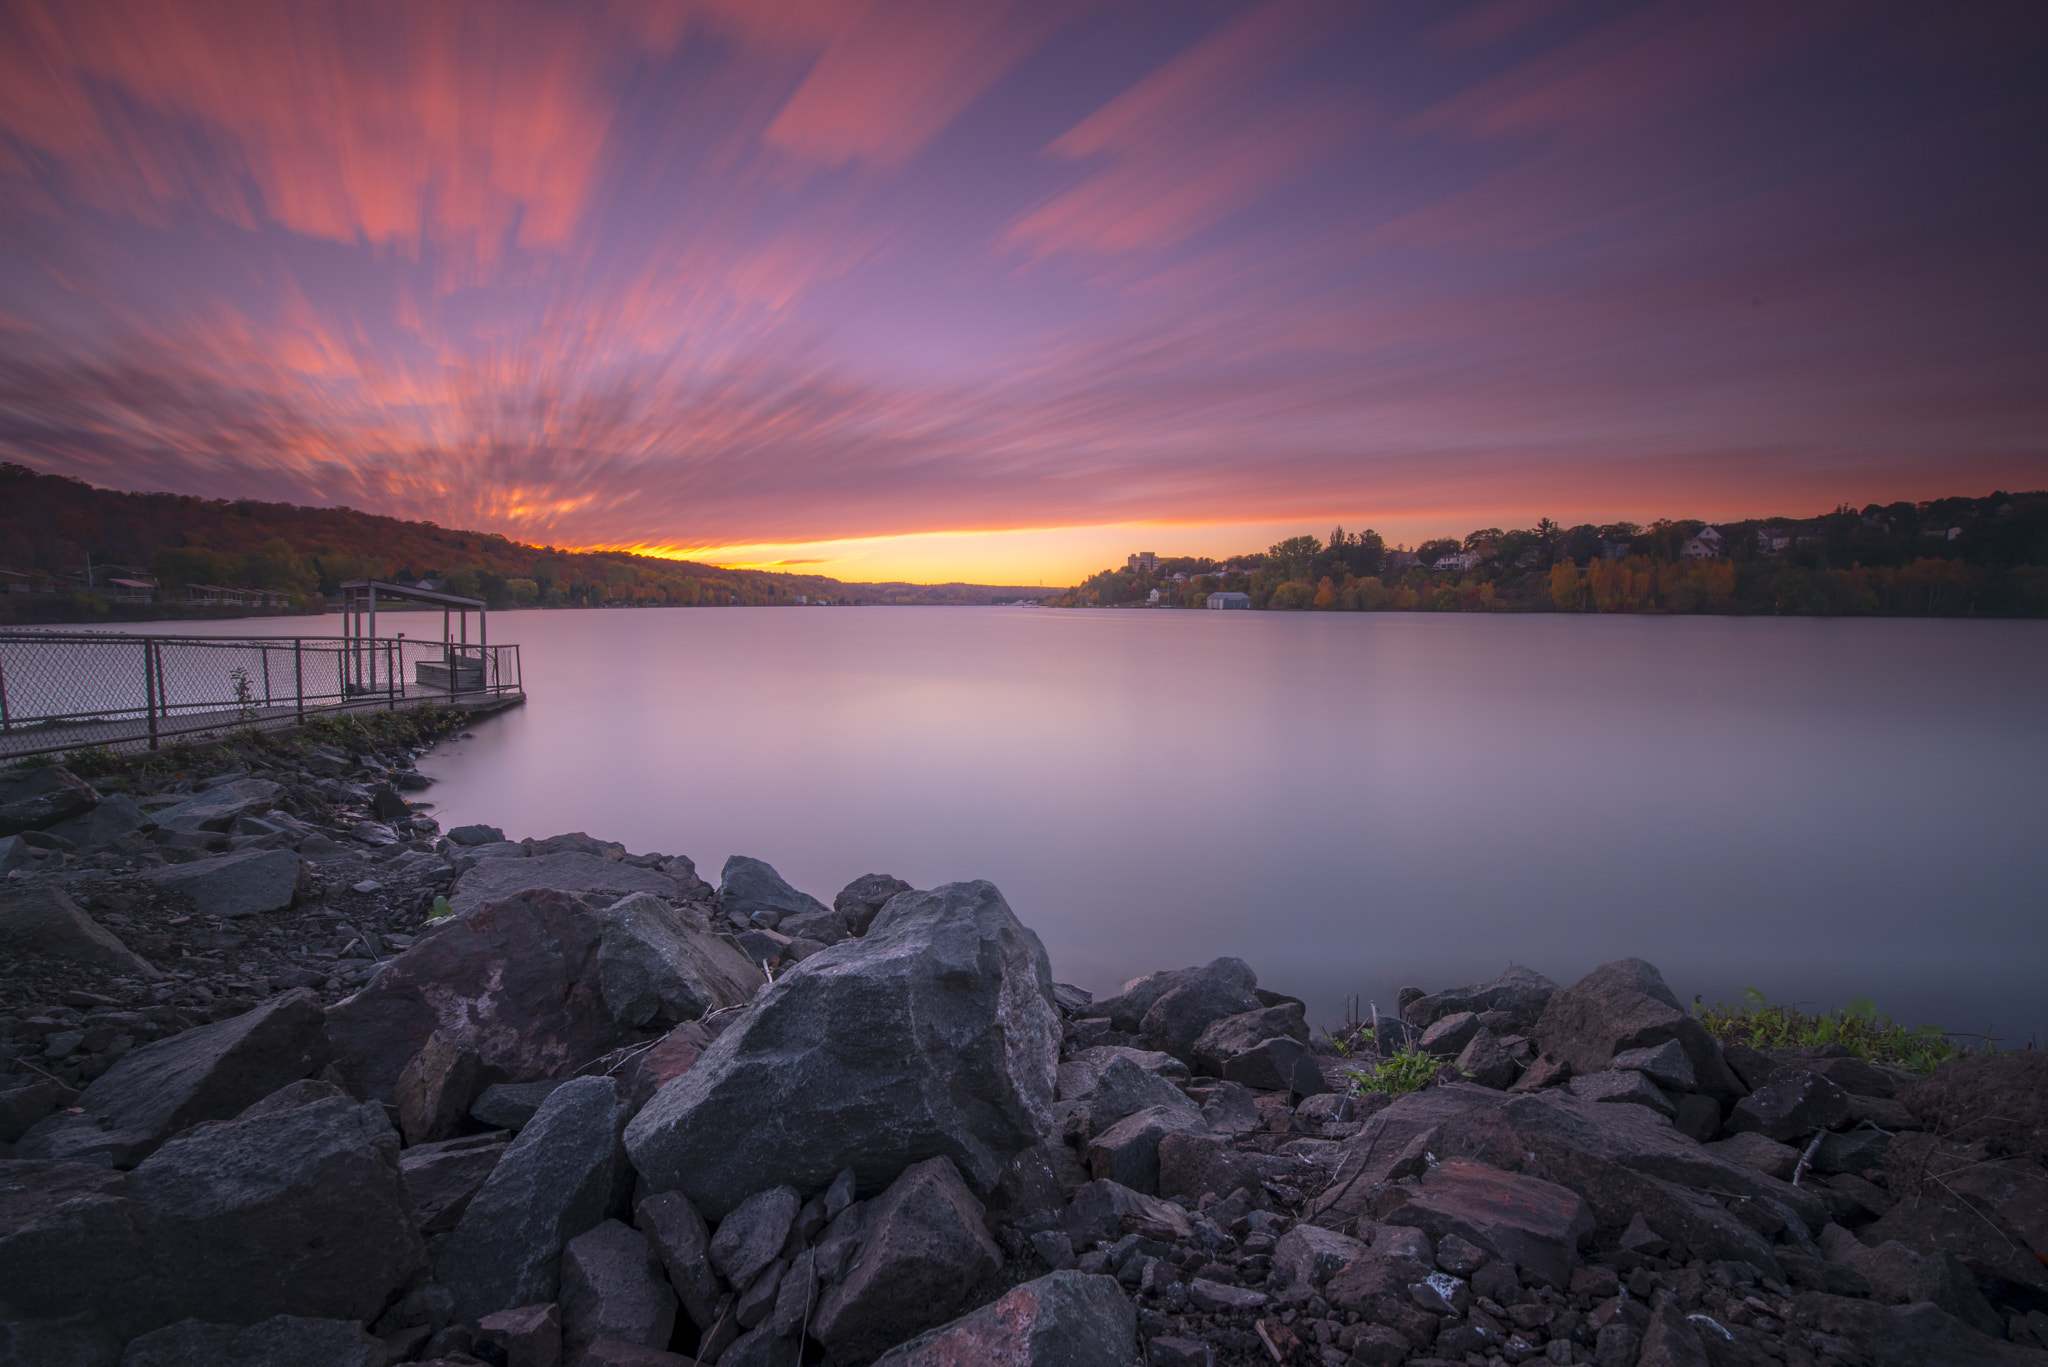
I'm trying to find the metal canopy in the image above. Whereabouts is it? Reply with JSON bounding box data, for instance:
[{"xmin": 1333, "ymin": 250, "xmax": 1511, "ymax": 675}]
[{"xmin": 337, "ymin": 579, "xmax": 485, "ymax": 610}]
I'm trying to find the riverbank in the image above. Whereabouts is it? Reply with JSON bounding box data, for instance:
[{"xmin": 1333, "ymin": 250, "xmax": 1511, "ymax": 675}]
[{"xmin": 1, "ymin": 727, "xmax": 2045, "ymax": 1367}]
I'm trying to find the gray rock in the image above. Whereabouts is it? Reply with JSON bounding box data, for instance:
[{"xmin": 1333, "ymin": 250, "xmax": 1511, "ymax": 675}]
[
  {"xmin": 1729, "ymin": 1069, "xmax": 1851, "ymax": 1142},
  {"xmin": 325, "ymin": 888, "xmax": 631, "ymax": 1104},
  {"xmin": 1199, "ymin": 1081, "xmax": 1261, "ymax": 1135},
  {"xmin": 814, "ymin": 1156, "xmax": 1003, "ymax": 1365},
  {"xmin": 1136, "ymin": 960, "xmax": 1263, "ymax": 1063},
  {"xmin": 625, "ymin": 881, "xmax": 1060, "ymax": 1218},
  {"xmin": 143, "ymin": 847, "xmax": 309, "ymax": 919},
  {"xmin": 1792, "ymin": 1291, "xmax": 2047, "ymax": 1367},
  {"xmin": 561, "ymin": 1220, "xmax": 678, "ymax": 1363},
  {"xmin": 1611, "ymin": 1040, "xmax": 1697, "ymax": 1092},
  {"xmin": 1814, "ymin": 1126, "xmax": 1891, "ymax": 1174},
  {"xmin": 0, "ymin": 1078, "xmax": 73, "ymax": 1143},
  {"xmin": 107, "ymin": 1094, "xmax": 424, "ymax": 1335},
  {"xmin": 869, "ymin": 1270, "xmax": 1139, "ymax": 1367},
  {"xmin": 596, "ymin": 894, "xmax": 765, "ymax": 1027},
  {"xmin": 1402, "ymin": 966, "xmax": 1560, "ymax": 1032},
  {"xmin": 717, "ymin": 855, "xmax": 829, "ymax": 924},
  {"xmin": 635, "ymin": 1190, "xmax": 723, "ymax": 1329},
  {"xmin": 395, "ymin": 1031, "xmax": 483, "ymax": 1145},
  {"xmin": 529, "ymin": 831, "xmax": 626, "ymax": 861},
  {"xmin": 1377, "ymin": 1158, "xmax": 1593, "ymax": 1290},
  {"xmin": 117, "ymin": 1315, "xmax": 382, "ymax": 1367},
  {"xmin": 16, "ymin": 990, "xmax": 329, "ymax": 1166},
  {"xmin": 1220, "ymin": 1036, "xmax": 1329, "ymax": 1096},
  {"xmin": 1188, "ymin": 1279, "xmax": 1267, "ymax": 1312},
  {"xmin": 148, "ymin": 778, "xmax": 281, "ymax": 833},
  {"xmin": 1059, "ymin": 1054, "xmax": 1198, "ymax": 1135},
  {"xmin": 1064, "ymin": 1179, "xmax": 1192, "ymax": 1247},
  {"xmin": 450, "ymin": 852, "xmax": 682, "ymax": 914},
  {"xmin": 1189, "ymin": 1004, "xmax": 1309, "ymax": 1077},
  {"xmin": 0, "ymin": 884, "xmax": 160, "ymax": 978},
  {"xmin": 833, "ymin": 873, "xmax": 914, "ymax": 935},
  {"xmin": 1568, "ymin": 1069, "xmax": 1677, "ymax": 1117},
  {"xmin": 1454, "ymin": 1029, "xmax": 1519, "ymax": 1090},
  {"xmin": 447, "ymin": 824, "xmax": 506, "ymax": 846},
  {"xmin": 472, "ymin": 1080, "xmax": 568, "ymax": 1132},
  {"xmin": 1705, "ymin": 1132, "xmax": 1802, "ymax": 1182},
  {"xmin": 0, "ymin": 766, "xmax": 100, "ymax": 836},
  {"xmin": 1272, "ymin": 1224, "xmax": 1367, "ymax": 1291},
  {"xmin": 709, "ymin": 1186, "xmax": 800, "ymax": 1291},
  {"xmin": 1419, "ymin": 1011, "xmax": 1483, "ymax": 1058},
  {"xmin": 734, "ymin": 1257, "xmax": 786, "ymax": 1329},
  {"xmin": 1086, "ymin": 1105, "xmax": 1210, "ymax": 1195},
  {"xmin": 47, "ymin": 792, "xmax": 153, "ymax": 850},
  {"xmin": 400, "ymin": 1132, "xmax": 510, "ymax": 1235},
  {"xmin": 440, "ymin": 1076, "xmax": 629, "ymax": 1322},
  {"xmin": 1532, "ymin": 959, "xmax": 1744, "ymax": 1103}
]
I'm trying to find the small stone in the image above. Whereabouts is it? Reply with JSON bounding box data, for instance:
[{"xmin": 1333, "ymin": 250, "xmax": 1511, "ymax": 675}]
[{"xmin": 477, "ymin": 1303, "xmax": 562, "ymax": 1367}]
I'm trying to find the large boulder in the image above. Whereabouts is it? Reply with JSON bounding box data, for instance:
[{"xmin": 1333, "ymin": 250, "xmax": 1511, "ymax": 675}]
[
  {"xmin": 0, "ymin": 1091, "xmax": 423, "ymax": 1339},
  {"xmin": 716, "ymin": 855, "xmax": 829, "ymax": 924},
  {"xmin": 813, "ymin": 1157, "xmax": 1003, "ymax": 1365},
  {"xmin": 869, "ymin": 1270, "xmax": 1138, "ymax": 1367},
  {"xmin": 1135, "ymin": 960, "xmax": 1263, "ymax": 1063},
  {"xmin": 1091, "ymin": 959, "xmax": 1253, "ymax": 1035},
  {"xmin": 1727, "ymin": 1069, "xmax": 1851, "ymax": 1142},
  {"xmin": 624, "ymin": 881, "xmax": 1061, "ymax": 1218},
  {"xmin": 595, "ymin": 893, "xmax": 764, "ymax": 1028},
  {"xmin": 1056, "ymin": 1053, "xmax": 1197, "ymax": 1136},
  {"xmin": 324, "ymin": 888, "xmax": 632, "ymax": 1103},
  {"xmin": 1374, "ymin": 1158, "xmax": 1595, "ymax": 1290},
  {"xmin": 1531, "ymin": 959, "xmax": 1743, "ymax": 1102},
  {"xmin": 449, "ymin": 852, "xmax": 683, "ymax": 915},
  {"xmin": 148, "ymin": 778, "xmax": 281, "ymax": 833},
  {"xmin": 118, "ymin": 1316, "xmax": 384, "ymax": 1367},
  {"xmin": 141, "ymin": 848, "xmax": 309, "ymax": 919},
  {"xmin": 1085, "ymin": 1105, "xmax": 1210, "ymax": 1194},
  {"xmin": 0, "ymin": 884, "xmax": 160, "ymax": 978},
  {"xmin": 15, "ymin": 990, "xmax": 329, "ymax": 1166},
  {"xmin": 634, "ymin": 1191, "xmax": 722, "ymax": 1330},
  {"xmin": 1190, "ymin": 1004, "xmax": 1309, "ymax": 1077},
  {"xmin": 1402, "ymin": 966, "xmax": 1559, "ymax": 1032},
  {"xmin": 439, "ymin": 1076, "xmax": 631, "ymax": 1322},
  {"xmin": 1792, "ymin": 1292, "xmax": 2048, "ymax": 1367},
  {"xmin": 0, "ymin": 766, "xmax": 100, "ymax": 836}
]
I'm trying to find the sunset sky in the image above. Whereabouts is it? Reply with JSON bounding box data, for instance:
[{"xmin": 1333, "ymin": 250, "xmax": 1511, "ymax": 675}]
[{"xmin": 1, "ymin": 1, "xmax": 2043, "ymax": 583}]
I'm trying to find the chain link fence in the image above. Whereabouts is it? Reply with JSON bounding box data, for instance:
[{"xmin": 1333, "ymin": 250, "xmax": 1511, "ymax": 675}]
[{"xmin": 0, "ymin": 631, "xmax": 522, "ymax": 761}]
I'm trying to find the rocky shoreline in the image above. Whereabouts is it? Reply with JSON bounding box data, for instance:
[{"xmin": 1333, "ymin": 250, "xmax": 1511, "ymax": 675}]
[{"xmin": 2, "ymin": 743, "xmax": 2046, "ymax": 1367}]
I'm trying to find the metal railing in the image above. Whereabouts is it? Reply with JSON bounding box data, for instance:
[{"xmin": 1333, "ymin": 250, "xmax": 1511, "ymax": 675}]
[{"xmin": 0, "ymin": 631, "xmax": 522, "ymax": 760}]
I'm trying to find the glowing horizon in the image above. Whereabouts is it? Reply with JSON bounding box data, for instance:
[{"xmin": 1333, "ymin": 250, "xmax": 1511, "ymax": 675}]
[{"xmin": 2, "ymin": 1, "xmax": 2042, "ymax": 572}]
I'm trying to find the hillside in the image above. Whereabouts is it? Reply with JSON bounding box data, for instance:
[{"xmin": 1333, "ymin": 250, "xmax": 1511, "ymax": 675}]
[
  {"xmin": 1050, "ymin": 492, "xmax": 2048, "ymax": 616},
  {"xmin": 0, "ymin": 464, "xmax": 1058, "ymax": 621}
]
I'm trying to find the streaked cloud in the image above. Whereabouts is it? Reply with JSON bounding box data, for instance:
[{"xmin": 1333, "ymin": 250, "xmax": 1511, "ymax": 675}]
[{"xmin": 0, "ymin": 0, "xmax": 2042, "ymax": 580}]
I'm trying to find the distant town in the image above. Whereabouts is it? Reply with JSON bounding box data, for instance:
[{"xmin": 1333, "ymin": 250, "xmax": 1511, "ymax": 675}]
[{"xmin": 1046, "ymin": 491, "xmax": 2047, "ymax": 616}]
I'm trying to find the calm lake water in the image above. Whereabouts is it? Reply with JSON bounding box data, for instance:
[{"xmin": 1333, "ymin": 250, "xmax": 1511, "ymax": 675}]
[{"xmin": 90, "ymin": 608, "xmax": 2048, "ymax": 1041}]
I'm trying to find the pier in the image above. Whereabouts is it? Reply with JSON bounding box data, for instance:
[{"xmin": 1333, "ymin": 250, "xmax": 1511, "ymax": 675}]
[{"xmin": 0, "ymin": 581, "xmax": 524, "ymax": 762}]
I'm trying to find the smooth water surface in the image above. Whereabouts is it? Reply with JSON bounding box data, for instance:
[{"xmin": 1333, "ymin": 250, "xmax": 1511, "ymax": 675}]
[{"xmin": 97, "ymin": 609, "xmax": 2048, "ymax": 1038}]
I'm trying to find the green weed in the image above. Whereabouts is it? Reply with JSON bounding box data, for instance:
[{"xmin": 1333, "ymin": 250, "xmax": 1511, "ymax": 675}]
[
  {"xmin": 1693, "ymin": 989, "xmax": 1972, "ymax": 1074},
  {"xmin": 1346, "ymin": 1047, "xmax": 1447, "ymax": 1097}
]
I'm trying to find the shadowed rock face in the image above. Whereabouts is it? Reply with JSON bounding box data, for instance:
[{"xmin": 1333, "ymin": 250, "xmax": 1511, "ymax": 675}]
[
  {"xmin": 1531, "ymin": 957, "xmax": 1744, "ymax": 1103},
  {"xmin": 624, "ymin": 880, "xmax": 1061, "ymax": 1219},
  {"xmin": 323, "ymin": 888, "xmax": 633, "ymax": 1104}
]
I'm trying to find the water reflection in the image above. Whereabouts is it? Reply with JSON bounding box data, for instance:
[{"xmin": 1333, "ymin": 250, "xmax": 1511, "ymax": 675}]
[{"xmin": 88, "ymin": 609, "xmax": 2048, "ymax": 1039}]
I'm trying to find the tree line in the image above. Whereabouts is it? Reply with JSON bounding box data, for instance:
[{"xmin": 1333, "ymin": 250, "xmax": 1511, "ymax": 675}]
[{"xmin": 1046, "ymin": 493, "xmax": 2048, "ymax": 617}]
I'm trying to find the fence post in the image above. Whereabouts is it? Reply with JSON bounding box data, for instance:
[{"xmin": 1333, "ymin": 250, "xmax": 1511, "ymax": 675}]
[
  {"xmin": 0, "ymin": 645, "xmax": 10, "ymax": 732},
  {"xmin": 294, "ymin": 639, "xmax": 304, "ymax": 722},
  {"xmin": 144, "ymin": 638, "xmax": 159, "ymax": 750}
]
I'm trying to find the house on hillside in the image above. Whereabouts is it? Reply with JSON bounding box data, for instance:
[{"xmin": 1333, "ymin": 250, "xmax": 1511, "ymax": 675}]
[
  {"xmin": 1757, "ymin": 527, "xmax": 1792, "ymax": 553},
  {"xmin": 1207, "ymin": 591, "xmax": 1250, "ymax": 610},
  {"xmin": 1681, "ymin": 528, "xmax": 1723, "ymax": 559}
]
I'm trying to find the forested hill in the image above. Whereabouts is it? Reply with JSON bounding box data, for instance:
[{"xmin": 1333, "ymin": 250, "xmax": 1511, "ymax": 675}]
[
  {"xmin": 1050, "ymin": 491, "xmax": 2048, "ymax": 616},
  {"xmin": 0, "ymin": 464, "xmax": 1056, "ymax": 619}
]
